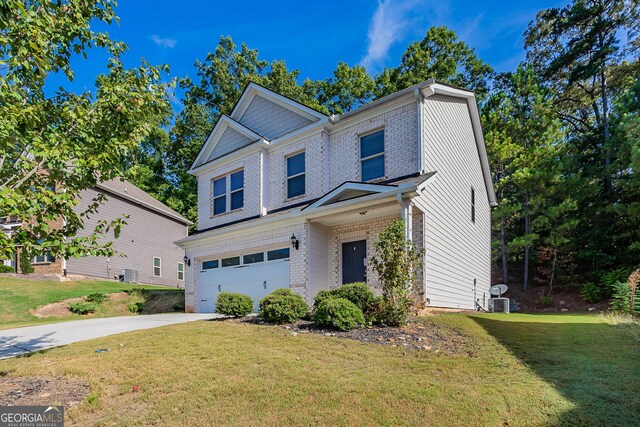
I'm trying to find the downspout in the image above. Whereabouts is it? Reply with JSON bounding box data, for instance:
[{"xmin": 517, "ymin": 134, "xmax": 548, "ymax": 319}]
[
  {"xmin": 259, "ymin": 146, "xmax": 268, "ymax": 216},
  {"xmin": 414, "ymin": 89, "xmax": 424, "ymax": 174}
]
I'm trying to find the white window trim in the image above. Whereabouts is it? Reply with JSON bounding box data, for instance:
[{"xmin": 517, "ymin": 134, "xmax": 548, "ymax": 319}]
[
  {"xmin": 359, "ymin": 129, "xmax": 385, "ymax": 181},
  {"xmin": 212, "ymin": 169, "xmax": 244, "ymax": 216},
  {"xmin": 177, "ymin": 262, "xmax": 184, "ymax": 281},
  {"xmin": 286, "ymin": 151, "xmax": 305, "ymax": 199},
  {"xmin": 153, "ymin": 257, "xmax": 161, "ymax": 277}
]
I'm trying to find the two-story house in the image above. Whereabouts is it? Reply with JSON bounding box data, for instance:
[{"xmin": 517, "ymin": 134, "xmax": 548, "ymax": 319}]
[{"xmin": 176, "ymin": 80, "xmax": 497, "ymax": 312}]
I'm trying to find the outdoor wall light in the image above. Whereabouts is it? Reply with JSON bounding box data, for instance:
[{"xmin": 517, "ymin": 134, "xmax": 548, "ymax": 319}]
[
  {"xmin": 183, "ymin": 255, "xmax": 191, "ymax": 266},
  {"xmin": 290, "ymin": 233, "xmax": 299, "ymax": 250}
]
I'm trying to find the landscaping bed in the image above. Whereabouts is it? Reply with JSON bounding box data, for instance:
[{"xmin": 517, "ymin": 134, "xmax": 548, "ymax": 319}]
[
  {"xmin": 0, "ymin": 374, "xmax": 88, "ymax": 407},
  {"xmin": 234, "ymin": 316, "xmax": 478, "ymax": 356}
]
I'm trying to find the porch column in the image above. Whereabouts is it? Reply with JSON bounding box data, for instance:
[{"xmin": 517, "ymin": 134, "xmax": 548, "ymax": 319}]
[{"xmin": 397, "ymin": 195, "xmax": 413, "ymax": 241}]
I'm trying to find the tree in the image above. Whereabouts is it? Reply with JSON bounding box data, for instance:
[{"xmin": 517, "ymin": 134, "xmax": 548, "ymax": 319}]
[
  {"xmin": 0, "ymin": 0, "xmax": 172, "ymax": 260},
  {"xmin": 374, "ymin": 26, "xmax": 494, "ymax": 100},
  {"xmin": 525, "ymin": 0, "xmax": 640, "ymax": 194},
  {"xmin": 311, "ymin": 62, "xmax": 375, "ymax": 114},
  {"xmin": 482, "ymin": 65, "xmax": 565, "ymax": 291}
]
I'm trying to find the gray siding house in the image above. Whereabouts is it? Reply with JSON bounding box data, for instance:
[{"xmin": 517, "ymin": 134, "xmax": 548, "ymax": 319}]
[
  {"xmin": 177, "ymin": 80, "xmax": 496, "ymax": 312},
  {"xmin": 67, "ymin": 180, "xmax": 191, "ymax": 287}
]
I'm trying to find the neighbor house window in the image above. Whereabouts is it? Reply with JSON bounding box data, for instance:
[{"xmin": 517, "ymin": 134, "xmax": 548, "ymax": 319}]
[
  {"xmin": 471, "ymin": 187, "xmax": 476, "ymax": 223},
  {"xmin": 267, "ymin": 248, "xmax": 290, "ymax": 261},
  {"xmin": 177, "ymin": 262, "xmax": 184, "ymax": 280},
  {"xmin": 202, "ymin": 260, "xmax": 218, "ymax": 270},
  {"xmin": 360, "ymin": 130, "xmax": 385, "ymax": 181},
  {"xmin": 32, "ymin": 252, "xmax": 55, "ymax": 264},
  {"xmin": 221, "ymin": 256, "xmax": 240, "ymax": 267},
  {"xmin": 243, "ymin": 252, "xmax": 264, "ymax": 264},
  {"xmin": 213, "ymin": 170, "xmax": 244, "ymax": 215},
  {"xmin": 153, "ymin": 257, "xmax": 161, "ymax": 277},
  {"xmin": 286, "ymin": 152, "xmax": 305, "ymax": 198}
]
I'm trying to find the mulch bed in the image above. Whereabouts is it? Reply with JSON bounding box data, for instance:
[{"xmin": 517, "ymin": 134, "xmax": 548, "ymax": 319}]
[
  {"xmin": 0, "ymin": 374, "xmax": 89, "ymax": 407},
  {"xmin": 234, "ymin": 317, "xmax": 478, "ymax": 356}
]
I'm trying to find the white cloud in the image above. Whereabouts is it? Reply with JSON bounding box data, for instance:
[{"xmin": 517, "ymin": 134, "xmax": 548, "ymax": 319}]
[
  {"xmin": 150, "ymin": 34, "xmax": 177, "ymax": 48},
  {"xmin": 361, "ymin": 0, "xmax": 416, "ymax": 71}
]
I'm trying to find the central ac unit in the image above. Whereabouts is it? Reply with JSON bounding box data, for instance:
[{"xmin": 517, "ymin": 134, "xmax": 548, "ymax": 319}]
[
  {"xmin": 489, "ymin": 297, "xmax": 510, "ymax": 313},
  {"xmin": 123, "ymin": 269, "xmax": 138, "ymax": 284}
]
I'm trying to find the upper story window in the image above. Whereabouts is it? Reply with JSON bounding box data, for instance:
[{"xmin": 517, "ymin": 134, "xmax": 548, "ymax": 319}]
[
  {"xmin": 360, "ymin": 130, "xmax": 385, "ymax": 181},
  {"xmin": 286, "ymin": 152, "xmax": 305, "ymax": 199},
  {"xmin": 153, "ymin": 257, "xmax": 161, "ymax": 277},
  {"xmin": 213, "ymin": 170, "xmax": 244, "ymax": 215}
]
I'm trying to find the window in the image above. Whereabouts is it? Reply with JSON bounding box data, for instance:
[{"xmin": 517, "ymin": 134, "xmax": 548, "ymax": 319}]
[
  {"xmin": 286, "ymin": 152, "xmax": 305, "ymax": 198},
  {"xmin": 212, "ymin": 170, "xmax": 244, "ymax": 215},
  {"xmin": 33, "ymin": 252, "xmax": 55, "ymax": 264},
  {"xmin": 243, "ymin": 252, "xmax": 264, "ymax": 264},
  {"xmin": 267, "ymin": 248, "xmax": 290, "ymax": 261},
  {"xmin": 360, "ymin": 130, "xmax": 385, "ymax": 181},
  {"xmin": 153, "ymin": 257, "xmax": 161, "ymax": 277},
  {"xmin": 471, "ymin": 187, "xmax": 476, "ymax": 223},
  {"xmin": 202, "ymin": 260, "xmax": 218, "ymax": 270},
  {"xmin": 177, "ymin": 262, "xmax": 184, "ymax": 280},
  {"xmin": 221, "ymin": 256, "xmax": 240, "ymax": 267}
]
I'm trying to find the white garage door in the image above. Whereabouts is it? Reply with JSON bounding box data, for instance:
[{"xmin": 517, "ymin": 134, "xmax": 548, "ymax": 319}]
[{"xmin": 198, "ymin": 248, "xmax": 290, "ymax": 312}]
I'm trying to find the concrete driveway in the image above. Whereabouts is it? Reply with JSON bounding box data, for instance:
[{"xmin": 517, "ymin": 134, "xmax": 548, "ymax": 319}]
[{"xmin": 0, "ymin": 313, "xmax": 223, "ymax": 360}]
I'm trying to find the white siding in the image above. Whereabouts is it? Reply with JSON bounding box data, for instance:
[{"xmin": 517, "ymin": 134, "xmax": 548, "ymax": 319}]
[
  {"xmin": 207, "ymin": 127, "xmax": 253, "ymax": 161},
  {"xmin": 308, "ymin": 222, "xmax": 329, "ymax": 302},
  {"xmin": 239, "ymin": 95, "xmax": 313, "ymax": 139},
  {"xmin": 421, "ymin": 95, "xmax": 491, "ymax": 309}
]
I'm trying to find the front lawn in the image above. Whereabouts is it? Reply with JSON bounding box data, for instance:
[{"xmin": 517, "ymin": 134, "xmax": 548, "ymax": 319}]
[
  {"xmin": 0, "ymin": 313, "xmax": 638, "ymax": 426},
  {"xmin": 0, "ymin": 277, "xmax": 168, "ymax": 329}
]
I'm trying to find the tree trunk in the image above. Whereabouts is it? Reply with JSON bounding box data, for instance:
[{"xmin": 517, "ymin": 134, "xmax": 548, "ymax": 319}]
[
  {"xmin": 523, "ymin": 192, "xmax": 530, "ymax": 292},
  {"xmin": 500, "ymin": 219, "xmax": 509, "ymax": 286},
  {"xmin": 549, "ymin": 246, "xmax": 557, "ymax": 294}
]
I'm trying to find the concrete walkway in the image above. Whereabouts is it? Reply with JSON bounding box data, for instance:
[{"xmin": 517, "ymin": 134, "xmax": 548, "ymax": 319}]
[{"xmin": 0, "ymin": 313, "xmax": 222, "ymax": 359}]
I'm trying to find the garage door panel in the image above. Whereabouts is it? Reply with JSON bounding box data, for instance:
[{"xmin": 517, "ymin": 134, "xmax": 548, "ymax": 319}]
[{"xmin": 198, "ymin": 259, "xmax": 290, "ymax": 312}]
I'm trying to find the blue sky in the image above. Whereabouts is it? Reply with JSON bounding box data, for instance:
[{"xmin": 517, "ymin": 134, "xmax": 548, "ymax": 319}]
[{"xmin": 47, "ymin": 0, "xmax": 565, "ymax": 107}]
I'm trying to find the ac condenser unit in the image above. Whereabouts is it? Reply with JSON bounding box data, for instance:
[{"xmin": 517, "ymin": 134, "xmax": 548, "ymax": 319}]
[
  {"xmin": 489, "ymin": 297, "xmax": 510, "ymax": 313},
  {"xmin": 123, "ymin": 269, "xmax": 138, "ymax": 284}
]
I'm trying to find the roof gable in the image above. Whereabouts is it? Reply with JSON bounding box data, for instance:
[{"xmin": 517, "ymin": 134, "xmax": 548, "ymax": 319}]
[
  {"xmin": 191, "ymin": 115, "xmax": 264, "ymax": 170},
  {"xmin": 230, "ymin": 83, "xmax": 326, "ymax": 140}
]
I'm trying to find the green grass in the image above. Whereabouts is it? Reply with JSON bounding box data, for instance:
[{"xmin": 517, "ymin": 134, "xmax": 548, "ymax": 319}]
[
  {"xmin": 0, "ymin": 313, "xmax": 638, "ymax": 426},
  {"xmin": 0, "ymin": 277, "xmax": 166, "ymax": 329}
]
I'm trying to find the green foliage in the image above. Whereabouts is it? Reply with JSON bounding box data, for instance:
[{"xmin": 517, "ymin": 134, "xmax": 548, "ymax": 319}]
[
  {"xmin": 69, "ymin": 301, "xmax": 98, "ymax": 315},
  {"xmin": 18, "ymin": 251, "xmax": 33, "ymax": 274},
  {"xmin": 0, "ymin": 265, "xmax": 14, "ymax": 273},
  {"xmin": 370, "ymin": 220, "xmax": 422, "ymax": 326},
  {"xmin": 86, "ymin": 292, "xmax": 107, "ymax": 304},
  {"xmin": 541, "ymin": 295, "xmax": 553, "ymax": 307},
  {"xmin": 128, "ymin": 301, "xmax": 144, "ymax": 313},
  {"xmin": 313, "ymin": 283, "xmax": 379, "ymax": 324},
  {"xmin": 580, "ymin": 283, "xmax": 601, "ymax": 303},
  {"xmin": 0, "ymin": 0, "xmax": 173, "ymax": 258},
  {"xmin": 600, "ymin": 269, "xmax": 630, "ymax": 297},
  {"xmin": 259, "ymin": 289, "xmax": 308, "ymax": 323},
  {"xmin": 610, "ymin": 281, "xmax": 640, "ymax": 314},
  {"xmin": 311, "ymin": 297, "xmax": 365, "ymax": 331},
  {"xmin": 215, "ymin": 292, "xmax": 253, "ymax": 317},
  {"xmin": 313, "ymin": 290, "xmax": 334, "ymax": 309}
]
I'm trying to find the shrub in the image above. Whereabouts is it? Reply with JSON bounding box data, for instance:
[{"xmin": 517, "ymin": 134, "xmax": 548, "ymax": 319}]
[
  {"xmin": 600, "ymin": 269, "xmax": 630, "ymax": 297},
  {"xmin": 0, "ymin": 265, "xmax": 14, "ymax": 273},
  {"xmin": 312, "ymin": 297, "xmax": 365, "ymax": 331},
  {"xmin": 375, "ymin": 298, "xmax": 413, "ymax": 327},
  {"xmin": 86, "ymin": 292, "xmax": 107, "ymax": 304},
  {"xmin": 259, "ymin": 289, "xmax": 308, "ymax": 323},
  {"xmin": 541, "ymin": 295, "xmax": 553, "ymax": 307},
  {"xmin": 19, "ymin": 250, "xmax": 34, "ymax": 274},
  {"xmin": 610, "ymin": 281, "xmax": 640, "ymax": 314},
  {"xmin": 580, "ymin": 282, "xmax": 601, "ymax": 303},
  {"xmin": 313, "ymin": 290, "xmax": 334, "ymax": 309},
  {"xmin": 313, "ymin": 284, "xmax": 379, "ymax": 324},
  {"xmin": 69, "ymin": 301, "xmax": 97, "ymax": 315},
  {"xmin": 128, "ymin": 301, "xmax": 144, "ymax": 313},
  {"xmin": 215, "ymin": 292, "xmax": 253, "ymax": 317}
]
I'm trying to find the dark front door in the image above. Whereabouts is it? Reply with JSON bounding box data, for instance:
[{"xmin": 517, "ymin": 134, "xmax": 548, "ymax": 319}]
[{"xmin": 342, "ymin": 240, "xmax": 367, "ymax": 284}]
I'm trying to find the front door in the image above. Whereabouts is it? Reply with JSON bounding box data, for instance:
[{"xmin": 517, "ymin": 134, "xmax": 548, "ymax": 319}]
[{"xmin": 342, "ymin": 240, "xmax": 367, "ymax": 284}]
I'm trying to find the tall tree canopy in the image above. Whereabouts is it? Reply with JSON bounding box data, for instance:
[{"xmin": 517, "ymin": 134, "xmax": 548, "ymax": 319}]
[{"xmin": 0, "ymin": 0, "xmax": 172, "ymax": 259}]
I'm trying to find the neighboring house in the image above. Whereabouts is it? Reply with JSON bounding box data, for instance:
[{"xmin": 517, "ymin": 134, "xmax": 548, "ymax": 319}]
[
  {"xmin": 4, "ymin": 180, "xmax": 191, "ymax": 287},
  {"xmin": 1, "ymin": 216, "xmax": 21, "ymax": 269},
  {"xmin": 176, "ymin": 80, "xmax": 497, "ymax": 312}
]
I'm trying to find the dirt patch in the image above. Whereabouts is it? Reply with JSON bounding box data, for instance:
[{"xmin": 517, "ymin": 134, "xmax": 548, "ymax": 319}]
[
  {"xmin": 506, "ymin": 287, "xmax": 609, "ymax": 313},
  {"xmin": 235, "ymin": 317, "xmax": 477, "ymax": 356},
  {"xmin": 30, "ymin": 292, "xmax": 130, "ymax": 318},
  {"xmin": 138, "ymin": 290, "xmax": 184, "ymax": 314},
  {"xmin": 0, "ymin": 374, "xmax": 89, "ymax": 407}
]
